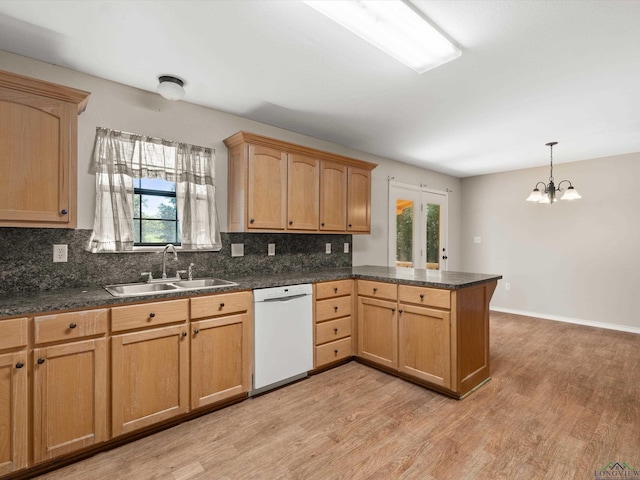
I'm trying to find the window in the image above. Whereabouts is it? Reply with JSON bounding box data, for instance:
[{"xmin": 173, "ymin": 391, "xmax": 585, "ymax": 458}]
[
  {"xmin": 88, "ymin": 127, "xmax": 221, "ymax": 252},
  {"xmin": 133, "ymin": 178, "xmax": 180, "ymax": 246}
]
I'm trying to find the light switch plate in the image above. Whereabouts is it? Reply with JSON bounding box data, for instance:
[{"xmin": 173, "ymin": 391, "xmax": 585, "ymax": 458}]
[
  {"xmin": 474, "ymin": 236, "xmax": 482, "ymax": 244},
  {"xmin": 344, "ymin": 242, "xmax": 349, "ymax": 253},
  {"xmin": 325, "ymin": 243, "xmax": 331, "ymax": 254},
  {"xmin": 268, "ymin": 243, "xmax": 276, "ymax": 256},
  {"xmin": 231, "ymin": 243, "xmax": 244, "ymax": 257}
]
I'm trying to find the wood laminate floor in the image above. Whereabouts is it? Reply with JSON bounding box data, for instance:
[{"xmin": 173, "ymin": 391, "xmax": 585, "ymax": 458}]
[{"xmin": 35, "ymin": 312, "xmax": 640, "ymax": 480}]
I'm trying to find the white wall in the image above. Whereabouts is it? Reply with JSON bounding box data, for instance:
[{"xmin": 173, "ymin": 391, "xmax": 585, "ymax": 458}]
[
  {"xmin": 461, "ymin": 153, "xmax": 640, "ymax": 332},
  {"xmin": 0, "ymin": 50, "xmax": 461, "ymax": 268}
]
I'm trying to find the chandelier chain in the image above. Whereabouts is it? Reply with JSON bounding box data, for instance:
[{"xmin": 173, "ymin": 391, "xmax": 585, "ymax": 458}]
[{"xmin": 549, "ymin": 143, "xmax": 554, "ymax": 182}]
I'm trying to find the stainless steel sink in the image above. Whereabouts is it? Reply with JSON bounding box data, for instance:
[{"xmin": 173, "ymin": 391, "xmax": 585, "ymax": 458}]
[
  {"xmin": 173, "ymin": 278, "xmax": 236, "ymax": 289},
  {"xmin": 104, "ymin": 278, "xmax": 238, "ymax": 297}
]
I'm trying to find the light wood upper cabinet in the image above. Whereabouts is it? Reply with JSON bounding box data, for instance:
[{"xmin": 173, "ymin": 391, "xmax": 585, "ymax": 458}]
[
  {"xmin": 248, "ymin": 145, "xmax": 287, "ymax": 230},
  {"xmin": 288, "ymin": 154, "xmax": 319, "ymax": 230},
  {"xmin": 319, "ymin": 161, "xmax": 347, "ymax": 231},
  {"xmin": 0, "ymin": 70, "xmax": 89, "ymax": 228},
  {"xmin": 347, "ymin": 167, "xmax": 371, "ymax": 232},
  {"xmin": 224, "ymin": 132, "xmax": 376, "ymax": 234}
]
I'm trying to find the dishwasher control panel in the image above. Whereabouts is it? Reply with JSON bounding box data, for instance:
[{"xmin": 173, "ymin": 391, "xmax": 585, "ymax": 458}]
[{"xmin": 253, "ymin": 284, "xmax": 312, "ymax": 302}]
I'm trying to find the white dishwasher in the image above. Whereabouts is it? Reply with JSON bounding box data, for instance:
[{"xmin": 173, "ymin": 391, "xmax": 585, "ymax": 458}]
[{"xmin": 251, "ymin": 284, "xmax": 313, "ymax": 396}]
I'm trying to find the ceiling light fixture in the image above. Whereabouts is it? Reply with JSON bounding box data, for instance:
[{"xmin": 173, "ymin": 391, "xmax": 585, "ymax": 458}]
[
  {"xmin": 304, "ymin": 0, "xmax": 461, "ymax": 74},
  {"xmin": 526, "ymin": 142, "xmax": 582, "ymax": 204},
  {"xmin": 157, "ymin": 75, "xmax": 185, "ymax": 101}
]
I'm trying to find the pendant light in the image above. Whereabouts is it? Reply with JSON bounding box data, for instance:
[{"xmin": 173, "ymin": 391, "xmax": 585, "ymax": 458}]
[{"xmin": 525, "ymin": 142, "xmax": 581, "ymax": 204}]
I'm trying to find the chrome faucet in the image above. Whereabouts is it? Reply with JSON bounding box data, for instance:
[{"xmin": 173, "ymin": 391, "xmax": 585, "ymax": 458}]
[{"xmin": 162, "ymin": 244, "xmax": 178, "ymax": 279}]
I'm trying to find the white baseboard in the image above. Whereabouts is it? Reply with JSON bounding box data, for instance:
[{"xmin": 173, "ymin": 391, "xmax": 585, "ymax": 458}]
[{"xmin": 490, "ymin": 306, "xmax": 640, "ymax": 335}]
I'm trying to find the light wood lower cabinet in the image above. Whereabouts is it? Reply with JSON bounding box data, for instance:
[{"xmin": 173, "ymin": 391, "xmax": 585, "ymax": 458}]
[
  {"xmin": 33, "ymin": 339, "xmax": 107, "ymax": 462},
  {"xmin": 111, "ymin": 324, "xmax": 189, "ymax": 437},
  {"xmin": 0, "ymin": 317, "xmax": 28, "ymax": 475},
  {"xmin": 190, "ymin": 292, "xmax": 252, "ymax": 409},
  {"xmin": 398, "ymin": 304, "xmax": 451, "ymax": 388},
  {"xmin": 357, "ymin": 296, "xmax": 398, "ymax": 370},
  {"xmin": 314, "ymin": 280, "xmax": 354, "ymax": 369}
]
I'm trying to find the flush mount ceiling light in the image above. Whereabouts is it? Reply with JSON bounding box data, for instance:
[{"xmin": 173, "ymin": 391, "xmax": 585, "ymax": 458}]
[
  {"xmin": 526, "ymin": 142, "xmax": 582, "ymax": 204},
  {"xmin": 304, "ymin": 0, "xmax": 461, "ymax": 74},
  {"xmin": 157, "ymin": 75, "xmax": 185, "ymax": 101}
]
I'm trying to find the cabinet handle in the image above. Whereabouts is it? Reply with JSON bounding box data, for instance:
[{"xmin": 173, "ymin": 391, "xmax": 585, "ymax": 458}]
[
  {"xmin": 250, "ymin": 218, "xmax": 255, "ymax": 224},
  {"xmin": 419, "ymin": 294, "xmax": 424, "ymax": 301},
  {"xmin": 334, "ymin": 306, "xmax": 338, "ymax": 312},
  {"xmin": 334, "ymin": 328, "xmax": 338, "ymax": 334},
  {"xmin": 392, "ymin": 308, "xmax": 396, "ymax": 313},
  {"xmin": 321, "ymin": 222, "xmax": 325, "ymax": 227},
  {"xmin": 373, "ymin": 288, "xmax": 378, "ymax": 293},
  {"xmin": 61, "ymin": 209, "xmax": 68, "ymax": 215},
  {"xmin": 333, "ymin": 287, "xmax": 338, "ymax": 293},
  {"xmin": 37, "ymin": 358, "xmax": 45, "ymax": 365},
  {"xmin": 289, "ymin": 220, "xmax": 293, "ymax": 225},
  {"xmin": 348, "ymin": 224, "xmax": 352, "ymax": 228},
  {"xmin": 149, "ymin": 312, "xmax": 156, "ymax": 318},
  {"xmin": 182, "ymin": 331, "xmax": 187, "ymax": 337},
  {"xmin": 399, "ymin": 309, "xmax": 403, "ymax": 314},
  {"xmin": 334, "ymin": 349, "xmax": 338, "ymax": 356},
  {"xmin": 194, "ymin": 329, "xmax": 200, "ymax": 335},
  {"xmin": 219, "ymin": 303, "xmax": 225, "ymax": 308},
  {"xmin": 15, "ymin": 362, "xmax": 24, "ymax": 369},
  {"xmin": 69, "ymin": 322, "xmax": 77, "ymax": 329}
]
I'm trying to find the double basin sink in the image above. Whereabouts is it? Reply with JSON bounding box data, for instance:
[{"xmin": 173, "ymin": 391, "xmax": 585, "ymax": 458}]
[{"xmin": 105, "ymin": 278, "xmax": 237, "ymax": 298}]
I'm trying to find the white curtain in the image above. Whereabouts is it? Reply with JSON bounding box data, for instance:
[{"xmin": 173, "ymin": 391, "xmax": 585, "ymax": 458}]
[{"xmin": 87, "ymin": 127, "xmax": 221, "ymax": 252}]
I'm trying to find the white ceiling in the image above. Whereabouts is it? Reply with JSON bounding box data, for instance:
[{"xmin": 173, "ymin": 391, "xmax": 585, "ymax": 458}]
[{"xmin": 1, "ymin": 0, "xmax": 639, "ymax": 178}]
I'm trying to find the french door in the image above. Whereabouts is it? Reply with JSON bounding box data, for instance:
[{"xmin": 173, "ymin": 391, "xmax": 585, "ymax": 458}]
[{"xmin": 388, "ymin": 182, "xmax": 448, "ymax": 270}]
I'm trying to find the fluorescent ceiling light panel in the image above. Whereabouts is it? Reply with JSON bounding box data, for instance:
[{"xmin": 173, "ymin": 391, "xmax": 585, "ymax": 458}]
[{"xmin": 305, "ymin": 0, "xmax": 461, "ymax": 74}]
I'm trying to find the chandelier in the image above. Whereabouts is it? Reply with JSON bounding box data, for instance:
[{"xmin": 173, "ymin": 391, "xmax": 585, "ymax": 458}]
[{"xmin": 525, "ymin": 142, "xmax": 581, "ymax": 204}]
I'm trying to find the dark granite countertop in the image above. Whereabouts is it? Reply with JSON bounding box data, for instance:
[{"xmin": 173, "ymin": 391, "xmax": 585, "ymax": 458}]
[{"xmin": 0, "ymin": 266, "xmax": 501, "ymax": 318}]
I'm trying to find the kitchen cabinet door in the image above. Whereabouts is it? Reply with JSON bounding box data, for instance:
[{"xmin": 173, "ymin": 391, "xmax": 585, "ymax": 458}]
[
  {"xmin": 398, "ymin": 304, "xmax": 451, "ymax": 388},
  {"xmin": 111, "ymin": 325, "xmax": 189, "ymax": 437},
  {"xmin": 319, "ymin": 161, "xmax": 347, "ymax": 231},
  {"xmin": 33, "ymin": 338, "xmax": 107, "ymax": 463},
  {"xmin": 347, "ymin": 166, "xmax": 371, "ymax": 233},
  {"xmin": 357, "ymin": 296, "xmax": 397, "ymax": 369},
  {"xmin": 247, "ymin": 144, "xmax": 287, "ymax": 230},
  {"xmin": 191, "ymin": 312, "xmax": 251, "ymax": 409},
  {"xmin": 0, "ymin": 70, "xmax": 89, "ymax": 228},
  {"xmin": 0, "ymin": 350, "xmax": 28, "ymax": 475},
  {"xmin": 288, "ymin": 154, "xmax": 319, "ymax": 230}
]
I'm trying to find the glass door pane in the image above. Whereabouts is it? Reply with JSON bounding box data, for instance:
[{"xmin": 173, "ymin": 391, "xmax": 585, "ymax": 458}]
[
  {"xmin": 396, "ymin": 199, "xmax": 414, "ymax": 268},
  {"xmin": 425, "ymin": 203, "xmax": 441, "ymax": 270}
]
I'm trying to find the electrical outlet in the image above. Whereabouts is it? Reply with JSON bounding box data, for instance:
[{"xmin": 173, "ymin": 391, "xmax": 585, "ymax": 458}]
[
  {"xmin": 53, "ymin": 244, "xmax": 68, "ymax": 263},
  {"xmin": 268, "ymin": 243, "xmax": 276, "ymax": 256},
  {"xmin": 325, "ymin": 243, "xmax": 331, "ymax": 254},
  {"xmin": 344, "ymin": 242, "xmax": 350, "ymax": 254},
  {"xmin": 505, "ymin": 283, "xmax": 511, "ymax": 291}
]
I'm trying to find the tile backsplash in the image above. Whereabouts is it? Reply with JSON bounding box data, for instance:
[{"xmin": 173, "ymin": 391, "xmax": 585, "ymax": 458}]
[{"xmin": 0, "ymin": 228, "xmax": 352, "ymax": 295}]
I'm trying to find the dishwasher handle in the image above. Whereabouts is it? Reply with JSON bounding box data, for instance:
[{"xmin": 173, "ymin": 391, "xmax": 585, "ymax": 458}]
[{"xmin": 261, "ymin": 293, "xmax": 309, "ymax": 303}]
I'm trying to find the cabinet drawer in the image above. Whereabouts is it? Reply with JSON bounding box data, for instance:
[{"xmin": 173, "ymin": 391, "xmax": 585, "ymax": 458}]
[
  {"xmin": 191, "ymin": 291, "xmax": 251, "ymax": 320},
  {"xmin": 111, "ymin": 299, "xmax": 189, "ymax": 333},
  {"xmin": 316, "ymin": 296, "xmax": 352, "ymax": 322},
  {"xmin": 315, "ymin": 280, "xmax": 352, "ymax": 300},
  {"xmin": 316, "ymin": 317, "xmax": 351, "ymax": 345},
  {"xmin": 399, "ymin": 285, "xmax": 450, "ymax": 309},
  {"xmin": 316, "ymin": 337, "xmax": 352, "ymax": 366},
  {"xmin": 0, "ymin": 317, "xmax": 28, "ymax": 350},
  {"xmin": 35, "ymin": 309, "xmax": 108, "ymax": 344},
  {"xmin": 357, "ymin": 280, "xmax": 397, "ymax": 301}
]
